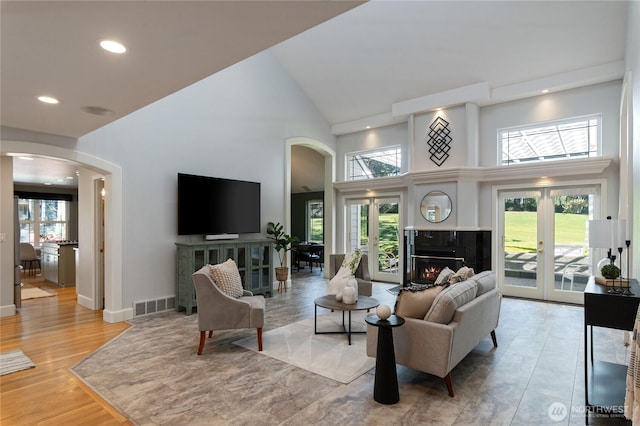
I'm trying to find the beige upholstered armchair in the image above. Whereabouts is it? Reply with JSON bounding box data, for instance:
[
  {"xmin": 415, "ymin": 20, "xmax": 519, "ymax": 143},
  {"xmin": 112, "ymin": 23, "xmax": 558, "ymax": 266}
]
[
  {"xmin": 329, "ymin": 254, "xmax": 372, "ymax": 296},
  {"xmin": 192, "ymin": 265, "xmax": 265, "ymax": 355}
]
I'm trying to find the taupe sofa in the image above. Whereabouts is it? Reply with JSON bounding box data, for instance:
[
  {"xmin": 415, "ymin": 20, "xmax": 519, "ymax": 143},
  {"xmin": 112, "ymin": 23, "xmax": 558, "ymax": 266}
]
[
  {"xmin": 329, "ymin": 253, "xmax": 372, "ymax": 296},
  {"xmin": 366, "ymin": 271, "xmax": 501, "ymax": 397}
]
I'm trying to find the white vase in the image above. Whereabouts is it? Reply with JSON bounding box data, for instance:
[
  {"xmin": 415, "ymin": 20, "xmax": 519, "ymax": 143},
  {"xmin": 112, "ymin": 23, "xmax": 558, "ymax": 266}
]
[
  {"xmin": 342, "ymin": 275, "xmax": 358, "ymax": 304},
  {"xmin": 342, "ymin": 286, "xmax": 356, "ymax": 304}
]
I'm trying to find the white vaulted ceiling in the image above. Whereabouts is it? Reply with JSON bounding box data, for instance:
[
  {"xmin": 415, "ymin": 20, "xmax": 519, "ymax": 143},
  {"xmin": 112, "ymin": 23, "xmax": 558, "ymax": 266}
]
[{"xmin": 1, "ymin": 0, "xmax": 630, "ymax": 185}]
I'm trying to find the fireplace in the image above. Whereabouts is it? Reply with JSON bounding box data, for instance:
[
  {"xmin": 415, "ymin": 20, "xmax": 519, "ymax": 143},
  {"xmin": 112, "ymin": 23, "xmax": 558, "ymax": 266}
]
[
  {"xmin": 404, "ymin": 229, "xmax": 491, "ymax": 286},
  {"xmin": 411, "ymin": 255, "xmax": 465, "ymax": 284}
]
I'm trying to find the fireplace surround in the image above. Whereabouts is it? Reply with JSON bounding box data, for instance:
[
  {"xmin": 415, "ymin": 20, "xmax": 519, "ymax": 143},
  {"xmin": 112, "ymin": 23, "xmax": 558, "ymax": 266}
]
[{"xmin": 404, "ymin": 229, "xmax": 491, "ymax": 286}]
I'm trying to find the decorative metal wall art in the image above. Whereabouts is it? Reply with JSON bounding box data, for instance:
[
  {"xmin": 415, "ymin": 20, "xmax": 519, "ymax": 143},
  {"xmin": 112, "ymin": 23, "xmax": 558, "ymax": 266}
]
[{"xmin": 426, "ymin": 116, "xmax": 452, "ymax": 167}]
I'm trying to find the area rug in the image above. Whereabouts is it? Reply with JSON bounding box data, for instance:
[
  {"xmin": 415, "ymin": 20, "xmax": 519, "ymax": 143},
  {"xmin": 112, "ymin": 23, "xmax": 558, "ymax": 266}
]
[
  {"xmin": 21, "ymin": 287, "xmax": 55, "ymax": 300},
  {"xmin": 233, "ymin": 311, "xmax": 375, "ymax": 384},
  {"xmin": 0, "ymin": 349, "xmax": 36, "ymax": 375}
]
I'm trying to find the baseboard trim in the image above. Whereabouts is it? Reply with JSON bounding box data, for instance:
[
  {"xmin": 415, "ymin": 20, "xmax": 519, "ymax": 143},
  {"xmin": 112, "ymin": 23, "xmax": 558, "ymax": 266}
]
[
  {"xmin": 0, "ymin": 304, "xmax": 17, "ymax": 317},
  {"xmin": 77, "ymin": 294, "xmax": 94, "ymax": 310},
  {"xmin": 103, "ymin": 307, "xmax": 134, "ymax": 323}
]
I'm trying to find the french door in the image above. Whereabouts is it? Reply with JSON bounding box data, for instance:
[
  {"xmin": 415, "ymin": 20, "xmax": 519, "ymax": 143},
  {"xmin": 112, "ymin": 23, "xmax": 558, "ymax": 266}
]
[
  {"xmin": 497, "ymin": 185, "xmax": 600, "ymax": 304},
  {"xmin": 346, "ymin": 196, "xmax": 401, "ymax": 283}
]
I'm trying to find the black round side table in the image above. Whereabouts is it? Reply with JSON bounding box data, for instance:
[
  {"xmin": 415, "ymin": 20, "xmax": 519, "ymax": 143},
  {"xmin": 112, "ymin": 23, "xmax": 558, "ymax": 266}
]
[{"xmin": 365, "ymin": 314, "xmax": 405, "ymax": 404}]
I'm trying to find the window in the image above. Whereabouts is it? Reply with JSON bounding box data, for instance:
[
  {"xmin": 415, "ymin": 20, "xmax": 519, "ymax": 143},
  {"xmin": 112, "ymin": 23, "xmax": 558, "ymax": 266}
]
[
  {"xmin": 347, "ymin": 146, "xmax": 401, "ymax": 180},
  {"xmin": 18, "ymin": 198, "xmax": 69, "ymax": 246},
  {"xmin": 500, "ymin": 115, "xmax": 600, "ymax": 165},
  {"xmin": 307, "ymin": 200, "xmax": 323, "ymax": 243}
]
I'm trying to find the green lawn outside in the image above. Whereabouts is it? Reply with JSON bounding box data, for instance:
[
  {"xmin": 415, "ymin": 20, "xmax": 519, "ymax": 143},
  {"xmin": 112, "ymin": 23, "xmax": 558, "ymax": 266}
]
[{"xmin": 505, "ymin": 211, "xmax": 588, "ymax": 252}]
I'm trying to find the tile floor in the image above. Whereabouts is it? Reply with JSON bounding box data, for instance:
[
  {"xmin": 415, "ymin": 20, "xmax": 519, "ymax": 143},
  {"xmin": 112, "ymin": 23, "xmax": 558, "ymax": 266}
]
[
  {"xmin": 285, "ymin": 269, "xmax": 631, "ymax": 425},
  {"xmin": 75, "ymin": 267, "xmax": 632, "ymax": 425}
]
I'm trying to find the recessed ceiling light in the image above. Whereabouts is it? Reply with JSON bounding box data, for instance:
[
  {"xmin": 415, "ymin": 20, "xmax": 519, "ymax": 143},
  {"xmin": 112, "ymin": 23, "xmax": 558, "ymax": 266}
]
[
  {"xmin": 66, "ymin": 176, "xmax": 74, "ymax": 180},
  {"xmin": 99, "ymin": 40, "xmax": 127, "ymax": 54},
  {"xmin": 365, "ymin": 126, "xmax": 371, "ymax": 129},
  {"xmin": 38, "ymin": 96, "xmax": 59, "ymax": 104},
  {"xmin": 541, "ymin": 89, "xmax": 549, "ymax": 94},
  {"xmin": 44, "ymin": 182, "xmax": 52, "ymax": 186},
  {"xmin": 18, "ymin": 156, "xmax": 34, "ymax": 161}
]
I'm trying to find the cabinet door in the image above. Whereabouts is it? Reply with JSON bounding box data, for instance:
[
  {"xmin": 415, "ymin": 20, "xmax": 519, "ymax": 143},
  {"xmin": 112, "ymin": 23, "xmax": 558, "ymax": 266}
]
[
  {"xmin": 193, "ymin": 248, "xmax": 206, "ymax": 271},
  {"xmin": 248, "ymin": 244, "xmax": 262, "ymax": 292},
  {"xmin": 207, "ymin": 247, "xmax": 220, "ymax": 265}
]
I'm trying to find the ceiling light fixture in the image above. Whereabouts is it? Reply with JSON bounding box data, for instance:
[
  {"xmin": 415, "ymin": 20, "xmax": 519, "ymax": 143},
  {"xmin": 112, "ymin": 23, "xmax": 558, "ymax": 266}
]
[
  {"xmin": 99, "ymin": 39, "xmax": 127, "ymax": 54},
  {"xmin": 18, "ymin": 156, "xmax": 34, "ymax": 161},
  {"xmin": 44, "ymin": 182, "xmax": 52, "ymax": 186},
  {"xmin": 38, "ymin": 96, "xmax": 59, "ymax": 104},
  {"xmin": 541, "ymin": 89, "xmax": 549, "ymax": 94}
]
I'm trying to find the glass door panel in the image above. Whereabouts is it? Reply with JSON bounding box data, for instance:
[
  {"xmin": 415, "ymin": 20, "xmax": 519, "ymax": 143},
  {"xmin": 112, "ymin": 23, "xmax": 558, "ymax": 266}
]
[
  {"xmin": 499, "ymin": 191, "xmax": 544, "ymax": 300},
  {"xmin": 499, "ymin": 185, "xmax": 600, "ymax": 304},
  {"xmin": 347, "ymin": 200, "xmax": 370, "ymax": 255},
  {"xmin": 549, "ymin": 189, "xmax": 597, "ymax": 304},
  {"xmin": 374, "ymin": 199, "xmax": 400, "ymax": 282},
  {"xmin": 346, "ymin": 197, "xmax": 401, "ymax": 284}
]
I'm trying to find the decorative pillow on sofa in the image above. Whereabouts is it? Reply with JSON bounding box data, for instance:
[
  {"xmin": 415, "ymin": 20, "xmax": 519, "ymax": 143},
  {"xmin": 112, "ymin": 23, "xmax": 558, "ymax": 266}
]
[
  {"xmin": 424, "ymin": 280, "xmax": 478, "ymax": 324},
  {"xmin": 328, "ymin": 251, "xmax": 363, "ymax": 295},
  {"xmin": 434, "ymin": 267, "xmax": 455, "ymax": 285},
  {"xmin": 449, "ymin": 266, "xmax": 475, "ymax": 284},
  {"xmin": 395, "ymin": 283, "xmax": 446, "ymax": 319},
  {"xmin": 208, "ymin": 259, "xmax": 244, "ymax": 298}
]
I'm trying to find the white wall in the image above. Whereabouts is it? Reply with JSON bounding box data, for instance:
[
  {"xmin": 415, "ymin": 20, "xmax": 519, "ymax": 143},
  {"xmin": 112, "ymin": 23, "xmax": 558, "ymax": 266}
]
[
  {"xmin": 626, "ymin": 0, "xmax": 639, "ymax": 278},
  {"xmin": 480, "ymin": 80, "xmax": 623, "ymax": 166},
  {"xmin": 0, "ymin": 156, "xmax": 15, "ymax": 316},
  {"xmin": 333, "ymin": 79, "xmax": 623, "ymax": 244},
  {"xmin": 479, "ymin": 80, "xmax": 622, "ymax": 224},
  {"xmin": 412, "ymin": 106, "xmax": 467, "ymax": 171},
  {"xmin": 77, "ymin": 51, "xmax": 336, "ymax": 310}
]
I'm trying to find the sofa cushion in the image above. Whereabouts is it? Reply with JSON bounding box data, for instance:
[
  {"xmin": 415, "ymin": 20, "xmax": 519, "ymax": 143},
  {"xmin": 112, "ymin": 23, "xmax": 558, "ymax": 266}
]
[
  {"xmin": 424, "ymin": 280, "xmax": 478, "ymax": 324},
  {"xmin": 208, "ymin": 259, "xmax": 244, "ymax": 298},
  {"xmin": 394, "ymin": 284, "xmax": 446, "ymax": 319},
  {"xmin": 470, "ymin": 270, "xmax": 496, "ymax": 296},
  {"xmin": 449, "ymin": 266, "xmax": 475, "ymax": 284}
]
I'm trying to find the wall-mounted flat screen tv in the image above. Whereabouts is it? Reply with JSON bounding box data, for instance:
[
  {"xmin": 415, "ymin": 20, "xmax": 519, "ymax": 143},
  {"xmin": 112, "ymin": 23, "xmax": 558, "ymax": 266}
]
[{"xmin": 177, "ymin": 173, "xmax": 261, "ymax": 236}]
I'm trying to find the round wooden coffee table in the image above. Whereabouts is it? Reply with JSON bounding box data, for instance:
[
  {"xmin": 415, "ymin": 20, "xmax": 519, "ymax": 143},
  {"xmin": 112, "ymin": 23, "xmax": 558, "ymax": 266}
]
[{"xmin": 314, "ymin": 295, "xmax": 379, "ymax": 345}]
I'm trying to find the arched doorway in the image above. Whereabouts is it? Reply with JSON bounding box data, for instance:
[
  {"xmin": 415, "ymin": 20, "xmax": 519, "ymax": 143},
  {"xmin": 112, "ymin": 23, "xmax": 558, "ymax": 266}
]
[
  {"xmin": 1, "ymin": 140, "xmax": 125, "ymax": 322},
  {"xmin": 286, "ymin": 137, "xmax": 335, "ymax": 279}
]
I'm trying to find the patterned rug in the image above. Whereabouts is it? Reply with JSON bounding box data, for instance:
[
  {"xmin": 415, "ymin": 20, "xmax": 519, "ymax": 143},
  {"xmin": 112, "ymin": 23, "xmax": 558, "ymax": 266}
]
[
  {"xmin": 233, "ymin": 311, "xmax": 374, "ymax": 384},
  {"xmin": 0, "ymin": 349, "xmax": 36, "ymax": 375}
]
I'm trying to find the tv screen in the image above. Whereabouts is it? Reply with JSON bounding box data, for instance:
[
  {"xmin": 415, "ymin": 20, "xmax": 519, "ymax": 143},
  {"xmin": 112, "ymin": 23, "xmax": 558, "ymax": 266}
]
[{"xmin": 177, "ymin": 173, "xmax": 261, "ymax": 236}]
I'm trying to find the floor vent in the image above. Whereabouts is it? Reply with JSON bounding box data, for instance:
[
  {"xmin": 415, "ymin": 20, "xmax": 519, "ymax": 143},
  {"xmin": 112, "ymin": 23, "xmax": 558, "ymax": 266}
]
[{"xmin": 133, "ymin": 296, "xmax": 176, "ymax": 318}]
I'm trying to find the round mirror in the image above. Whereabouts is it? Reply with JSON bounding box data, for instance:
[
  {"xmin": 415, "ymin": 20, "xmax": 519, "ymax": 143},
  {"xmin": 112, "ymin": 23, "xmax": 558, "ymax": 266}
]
[{"xmin": 420, "ymin": 191, "xmax": 452, "ymax": 223}]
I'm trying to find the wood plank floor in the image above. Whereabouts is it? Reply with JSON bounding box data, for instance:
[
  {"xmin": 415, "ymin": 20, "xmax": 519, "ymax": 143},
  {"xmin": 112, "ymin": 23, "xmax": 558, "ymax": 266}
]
[{"xmin": 0, "ymin": 275, "xmax": 131, "ymax": 425}]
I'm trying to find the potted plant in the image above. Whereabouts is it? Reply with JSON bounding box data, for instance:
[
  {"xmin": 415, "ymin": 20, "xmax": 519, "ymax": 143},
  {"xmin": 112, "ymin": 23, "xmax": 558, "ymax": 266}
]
[
  {"xmin": 601, "ymin": 263, "xmax": 621, "ymax": 280},
  {"xmin": 266, "ymin": 221, "xmax": 299, "ymax": 283}
]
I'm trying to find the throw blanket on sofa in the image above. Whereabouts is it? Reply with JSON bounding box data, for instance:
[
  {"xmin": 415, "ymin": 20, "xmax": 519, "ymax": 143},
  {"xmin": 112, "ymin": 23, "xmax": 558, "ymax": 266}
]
[{"xmin": 625, "ymin": 305, "xmax": 640, "ymax": 423}]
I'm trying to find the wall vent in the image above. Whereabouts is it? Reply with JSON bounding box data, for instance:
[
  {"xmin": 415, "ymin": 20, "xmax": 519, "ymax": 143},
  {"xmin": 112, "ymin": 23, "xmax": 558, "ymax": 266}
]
[{"xmin": 133, "ymin": 296, "xmax": 176, "ymax": 318}]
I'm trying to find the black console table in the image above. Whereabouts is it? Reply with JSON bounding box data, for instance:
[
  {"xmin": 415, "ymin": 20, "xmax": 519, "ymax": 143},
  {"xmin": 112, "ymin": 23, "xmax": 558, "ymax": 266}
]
[
  {"xmin": 584, "ymin": 276, "xmax": 640, "ymax": 423},
  {"xmin": 365, "ymin": 314, "xmax": 405, "ymax": 404}
]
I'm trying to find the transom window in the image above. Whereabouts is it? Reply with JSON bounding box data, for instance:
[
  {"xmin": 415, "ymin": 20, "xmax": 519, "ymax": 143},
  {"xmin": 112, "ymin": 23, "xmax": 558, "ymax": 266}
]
[
  {"xmin": 500, "ymin": 115, "xmax": 600, "ymax": 165},
  {"xmin": 347, "ymin": 146, "xmax": 401, "ymax": 180}
]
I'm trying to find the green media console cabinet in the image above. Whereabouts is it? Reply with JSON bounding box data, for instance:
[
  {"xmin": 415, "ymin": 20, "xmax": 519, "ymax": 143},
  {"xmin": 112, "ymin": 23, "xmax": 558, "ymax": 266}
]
[{"xmin": 175, "ymin": 239, "xmax": 273, "ymax": 315}]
